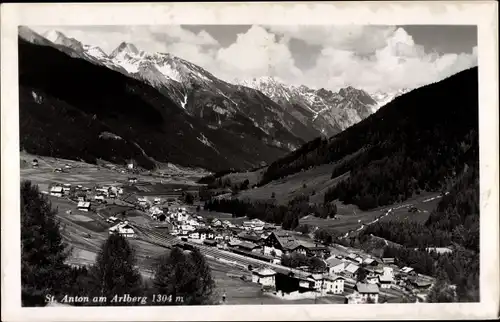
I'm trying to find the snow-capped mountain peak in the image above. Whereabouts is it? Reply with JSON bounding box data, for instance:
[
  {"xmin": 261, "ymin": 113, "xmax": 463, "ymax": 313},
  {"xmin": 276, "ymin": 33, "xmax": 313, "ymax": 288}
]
[
  {"xmin": 110, "ymin": 41, "xmax": 141, "ymax": 59},
  {"xmin": 370, "ymin": 88, "xmax": 412, "ymax": 110},
  {"xmin": 83, "ymin": 44, "xmax": 109, "ymax": 60},
  {"xmin": 43, "ymin": 30, "xmax": 84, "ymax": 52},
  {"xmin": 43, "ymin": 30, "xmax": 65, "ymax": 43}
]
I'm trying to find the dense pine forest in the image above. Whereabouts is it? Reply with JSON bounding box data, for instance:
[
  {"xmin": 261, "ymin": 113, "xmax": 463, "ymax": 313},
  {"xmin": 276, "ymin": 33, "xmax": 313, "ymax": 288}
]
[{"xmin": 354, "ymin": 156, "xmax": 480, "ymax": 302}]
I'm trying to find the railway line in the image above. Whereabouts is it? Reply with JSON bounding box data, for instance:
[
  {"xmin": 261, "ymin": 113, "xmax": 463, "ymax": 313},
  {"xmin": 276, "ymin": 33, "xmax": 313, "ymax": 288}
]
[{"xmin": 55, "ymin": 206, "xmax": 408, "ymax": 301}]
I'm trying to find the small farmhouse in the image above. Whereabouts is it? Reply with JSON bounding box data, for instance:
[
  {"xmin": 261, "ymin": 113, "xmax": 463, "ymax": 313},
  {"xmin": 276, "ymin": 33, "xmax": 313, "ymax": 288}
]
[
  {"xmin": 363, "ymin": 257, "xmax": 378, "ymax": 266},
  {"xmin": 77, "ymin": 201, "xmax": 91, "ymax": 212},
  {"xmin": 400, "ymin": 266, "xmax": 415, "ymax": 275},
  {"xmin": 326, "ymin": 257, "xmax": 346, "ymax": 274},
  {"xmin": 211, "ymin": 218, "xmax": 222, "ymax": 227},
  {"xmin": 344, "ymin": 263, "xmax": 360, "ymax": 278},
  {"xmin": 197, "ymin": 228, "xmax": 215, "ymax": 241},
  {"xmin": 109, "ymin": 221, "xmax": 135, "ymax": 238},
  {"xmin": 378, "ymin": 274, "xmax": 394, "ymax": 289},
  {"xmin": 50, "ymin": 186, "xmax": 63, "ymax": 197},
  {"xmin": 322, "ymin": 275, "xmax": 345, "ymax": 295},
  {"xmin": 236, "ymin": 241, "xmax": 261, "ymax": 252},
  {"xmin": 353, "ymin": 282, "xmax": 380, "ymax": 303},
  {"xmin": 251, "ymin": 267, "xmax": 277, "ymax": 288},
  {"xmin": 94, "ymin": 195, "xmax": 105, "ymax": 203},
  {"xmin": 382, "ymin": 257, "xmax": 395, "ymax": 265}
]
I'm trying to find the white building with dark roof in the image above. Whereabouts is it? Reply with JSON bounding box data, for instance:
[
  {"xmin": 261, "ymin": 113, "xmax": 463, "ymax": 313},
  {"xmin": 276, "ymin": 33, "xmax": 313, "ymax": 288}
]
[
  {"xmin": 378, "ymin": 274, "xmax": 394, "ymax": 289},
  {"xmin": 49, "ymin": 186, "xmax": 63, "ymax": 197},
  {"xmin": 77, "ymin": 201, "xmax": 91, "ymax": 212},
  {"xmin": 346, "ymin": 283, "xmax": 380, "ymax": 304},
  {"xmin": 323, "ymin": 274, "xmax": 345, "ymax": 295},
  {"xmin": 109, "ymin": 221, "xmax": 135, "ymax": 238},
  {"xmin": 251, "ymin": 267, "xmax": 276, "ymax": 287},
  {"xmin": 344, "ymin": 263, "xmax": 360, "ymax": 278},
  {"xmin": 326, "ymin": 256, "xmax": 346, "ymax": 274}
]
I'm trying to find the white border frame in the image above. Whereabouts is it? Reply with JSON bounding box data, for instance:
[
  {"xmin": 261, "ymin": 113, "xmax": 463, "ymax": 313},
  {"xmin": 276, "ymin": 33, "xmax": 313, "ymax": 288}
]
[{"xmin": 1, "ymin": 1, "xmax": 499, "ymax": 321}]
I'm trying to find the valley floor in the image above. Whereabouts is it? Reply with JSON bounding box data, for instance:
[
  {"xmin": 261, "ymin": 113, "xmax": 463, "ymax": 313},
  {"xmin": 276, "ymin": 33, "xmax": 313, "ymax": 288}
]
[
  {"xmin": 20, "ymin": 153, "xmax": 432, "ymax": 305},
  {"xmin": 21, "ymin": 154, "xmax": 353, "ymax": 305}
]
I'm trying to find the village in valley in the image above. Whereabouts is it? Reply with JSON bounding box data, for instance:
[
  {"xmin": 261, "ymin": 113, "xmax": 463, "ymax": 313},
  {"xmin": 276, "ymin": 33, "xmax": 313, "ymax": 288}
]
[{"xmin": 22, "ymin": 153, "xmax": 438, "ymax": 305}]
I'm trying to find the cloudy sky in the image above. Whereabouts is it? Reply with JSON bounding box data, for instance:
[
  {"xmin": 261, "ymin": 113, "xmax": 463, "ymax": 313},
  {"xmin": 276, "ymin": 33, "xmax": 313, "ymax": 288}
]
[{"xmin": 30, "ymin": 24, "xmax": 477, "ymax": 93}]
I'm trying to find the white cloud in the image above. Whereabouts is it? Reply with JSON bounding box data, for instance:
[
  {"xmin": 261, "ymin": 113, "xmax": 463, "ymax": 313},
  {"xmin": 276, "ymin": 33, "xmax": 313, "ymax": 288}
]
[
  {"xmin": 216, "ymin": 25, "xmax": 302, "ymax": 83},
  {"xmin": 303, "ymin": 27, "xmax": 478, "ymax": 92},
  {"xmin": 28, "ymin": 25, "xmax": 477, "ymax": 93},
  {"xmin": 266, "ymin": 25, "xmax": 396, "ymax": 54}
]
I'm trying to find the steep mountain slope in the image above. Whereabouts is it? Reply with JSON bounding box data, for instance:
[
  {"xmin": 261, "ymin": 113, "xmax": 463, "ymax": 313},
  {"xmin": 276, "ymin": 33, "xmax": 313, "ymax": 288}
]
[
  {"xmin": 36, "ymin": 28, "xmax": 320, "ymax": 145},
  {"xmin": 18, "ymin": 36, "xmax": 302, "ymax": 172},
  {"xmin": 236, "ymin": 77, "xmax": 382, "ymax": 136},
  {"xmin": 260, "ymin": 67, "xmax": 478, "ymax": 210},
  {"xmin": 108, "ymin": 43, "xmax": 320, "ymax": 144}
]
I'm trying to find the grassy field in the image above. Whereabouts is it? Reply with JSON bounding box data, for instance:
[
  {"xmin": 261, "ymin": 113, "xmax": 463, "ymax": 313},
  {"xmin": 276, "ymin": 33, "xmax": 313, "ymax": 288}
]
[
  {"xmin": 20, "ymin": 152, "xmax": 202, "ymax": 191},
  {"xmin": 237, "ymin": 164, "xmax": 348, "ymax": 205},
  {"xmin": 299, "ymin": 191, "xmax": 442, "ymax": 234},
  {"xmin": 217, "ymin": 168, "xmax": 267, "ymax": 188}
]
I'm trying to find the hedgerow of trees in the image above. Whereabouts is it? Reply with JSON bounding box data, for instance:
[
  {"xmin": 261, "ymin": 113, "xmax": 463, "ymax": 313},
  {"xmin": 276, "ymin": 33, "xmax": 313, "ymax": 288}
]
[{"xmin": 203, "ymin": 195, "xmax": 338, "ymax": 230}]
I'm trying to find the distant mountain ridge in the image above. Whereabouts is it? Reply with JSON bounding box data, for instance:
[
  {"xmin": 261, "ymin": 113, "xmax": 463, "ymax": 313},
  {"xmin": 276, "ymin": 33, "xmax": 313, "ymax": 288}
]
[
  {"xmin": 235, "ymin": 77, "xmax": 408, "ymax": 136},
  {"xmin": 260, "ymin": 66, "xmax": 478, "ymax": 211},
  {"xmin": 18, "ymin": 26, "xmax": 422, "ymax": 173},
  {"xmin": 18, "ymin": 27, "xmax": 315, "ymax": 172},
  {"xmin": 33, "ymin": 28, "xmax": 408, "ymax": 141}
]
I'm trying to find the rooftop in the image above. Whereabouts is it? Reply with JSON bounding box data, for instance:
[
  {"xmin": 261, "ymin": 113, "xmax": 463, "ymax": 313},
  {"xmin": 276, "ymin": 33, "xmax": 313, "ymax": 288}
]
[
  {"xmin": 345, "ymin": 263, "xmax": 360, "ymax": 273},
  {"xmin": 379, "ymin": 275, "xmax": 394, "ymax": 283},
  {"xmin": 326, "ymin": 257, "xmax": 345, "ymax": 267},
  {"xmin": 237, "ymin": 241, "xmax": 259, "ymax": 250},
  {"xmin": 77, "ymin": 201, "xmax": 90, "ymax": 208},
  {"xmin": 324, "ymin": 274, "xmax": 345, "ymax": 281},
  {"xmin": 356, "ymin": 282, "xmax": 380, "ymax": 294},
  {"xmin": 252, "ymin": 267, "xmax": 276, "ymax": 276}
]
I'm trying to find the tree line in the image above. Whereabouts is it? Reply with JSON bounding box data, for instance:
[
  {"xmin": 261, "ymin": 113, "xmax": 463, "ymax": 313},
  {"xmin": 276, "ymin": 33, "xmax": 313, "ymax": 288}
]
[
  {"xmin": 259, "ymin": 68, "xmax": 478, "ymax": 212},
  {"xmin": 21, "ymin": 180, "xmax": 215, "ymax": 307},
  {"xmin": 351, "ymin": 158, "xmax": 480, "ymax": 302},
  {"xmin": 203, "ymin": 195, "xmax": 337, "ymax": 230}
]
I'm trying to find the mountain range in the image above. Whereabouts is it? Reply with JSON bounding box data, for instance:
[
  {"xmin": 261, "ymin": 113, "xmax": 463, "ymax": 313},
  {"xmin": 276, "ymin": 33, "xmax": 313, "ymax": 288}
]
[
  {"xmin": 18, "ymin": 26, "xmax": 413, "ymax": 172},
  {"xmin": 259, "ymin": 66, "xmax": 478, "ymax": 210}
]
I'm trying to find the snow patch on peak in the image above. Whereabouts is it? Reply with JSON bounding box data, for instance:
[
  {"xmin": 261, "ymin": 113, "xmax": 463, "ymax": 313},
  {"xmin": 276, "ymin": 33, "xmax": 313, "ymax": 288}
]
[
  {"xmin": 43, "ymin": 30, "xmax": 64, "ymax": 43},
  {"xmin": 155, "ymin": 62, "xmax": 182, "ymax": 82},
  {"xmin": 84, "ymin": 45, "xmax": 109, "ymax": 60},
  {"xmin": 370, "ymin": 88, "xmax": 412, "ymax": 111}
]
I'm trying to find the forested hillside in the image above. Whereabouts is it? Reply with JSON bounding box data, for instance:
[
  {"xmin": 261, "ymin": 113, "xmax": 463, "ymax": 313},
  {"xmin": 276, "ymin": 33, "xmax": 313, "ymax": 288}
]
[
  {"xmin": 18, "ymin": 37, "xmax": 297, "ymax": 172},
  {"xmin": 355, "ymin": 156, "xmax": 480, "ymax": 302},
  {"xmin": 260, "ymin": 67, "xmax": 478, "ymax": 211}
]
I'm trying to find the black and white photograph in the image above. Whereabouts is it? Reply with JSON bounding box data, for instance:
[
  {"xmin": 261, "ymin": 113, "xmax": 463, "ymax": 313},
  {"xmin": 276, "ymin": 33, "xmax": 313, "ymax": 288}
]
[{"xmin": 1, "ymin": 2, "xmax": 498, "ymax": 321}]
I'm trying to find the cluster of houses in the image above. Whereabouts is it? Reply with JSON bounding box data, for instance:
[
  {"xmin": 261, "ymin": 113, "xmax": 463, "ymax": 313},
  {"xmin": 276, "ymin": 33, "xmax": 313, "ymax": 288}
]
[
  {"xmin": 250, "ymin": 266, "xmax": 346, "ymax": 297},
  {"xmin": 248, "ymin": 248, "xmax": 433, "ymax": 303},
  {"xmin": 325, "ymin": 252, "xmax": 434, "ymax": 303},
  {"xmin": 47, "ymin": 182, "xmax": 125, "ymax": 214},
  {"xmin": 93, "ymin": 185, "xmax": 124, "ymax": 202}
]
